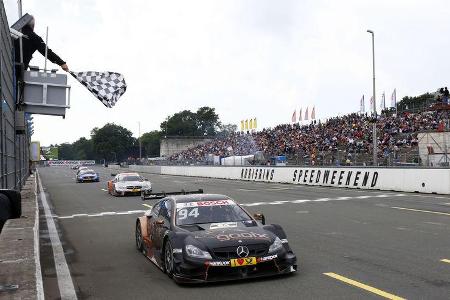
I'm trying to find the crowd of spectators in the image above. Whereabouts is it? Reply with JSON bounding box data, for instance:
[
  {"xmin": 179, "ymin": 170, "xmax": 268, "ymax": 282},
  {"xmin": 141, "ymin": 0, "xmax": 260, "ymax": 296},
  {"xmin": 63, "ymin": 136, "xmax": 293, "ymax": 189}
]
[{"xmin": 169, "ymin": 110, "xmax": 447, "ymax": 165}]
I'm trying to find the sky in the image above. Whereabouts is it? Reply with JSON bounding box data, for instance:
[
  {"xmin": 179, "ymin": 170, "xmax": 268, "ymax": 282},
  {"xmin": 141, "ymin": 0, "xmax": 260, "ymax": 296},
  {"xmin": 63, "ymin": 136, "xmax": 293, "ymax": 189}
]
[{"xmin": 4, "ymin": 0, "xmax": 450, "ymax": 145}]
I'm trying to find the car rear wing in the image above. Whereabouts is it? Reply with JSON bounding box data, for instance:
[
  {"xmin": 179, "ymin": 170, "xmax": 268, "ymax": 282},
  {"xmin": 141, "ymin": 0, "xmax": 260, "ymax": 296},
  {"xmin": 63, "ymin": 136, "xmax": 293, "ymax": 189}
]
[{"xmin": 141, "ymin": 189, "xmax": 204, "ymax": 200}]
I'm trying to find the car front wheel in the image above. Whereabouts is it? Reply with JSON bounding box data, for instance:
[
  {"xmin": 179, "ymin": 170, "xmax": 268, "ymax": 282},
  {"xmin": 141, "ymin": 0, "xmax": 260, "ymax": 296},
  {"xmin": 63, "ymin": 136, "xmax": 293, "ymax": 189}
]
[
  {"xmin": 164, "ymin": 240, "xmax": 174, "ymax": 278},
  {"xmin": 135, "ymin": 221, "xmax": 144, "ymax": 253}
]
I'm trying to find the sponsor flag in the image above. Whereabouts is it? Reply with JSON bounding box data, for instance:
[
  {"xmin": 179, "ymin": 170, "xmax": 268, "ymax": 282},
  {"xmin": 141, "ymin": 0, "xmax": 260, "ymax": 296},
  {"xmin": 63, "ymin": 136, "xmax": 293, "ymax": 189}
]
[
  {"xmin": 70, "ymin": 71, "xmax": 127, "ymax": 108},
  {"xmin": 240, "ymin": 120, "xmax": 244, "ymax": 131},
  {"xmin": 253, "ymin": 118, "xmax": 257, "ymax": 129},
  {"xmin": 299, "ymin": 108, "xmax": 302, "ymax": 122},
  {"xmin": 380, "ymin": 92, "xmax": 386, "ymax": 110},
  {"xmin": 360, "ymin": 95, "xmax": 365, "ymax": 113},
  {"xmin": 304, "ymin": 107, "xmax": 309, "ymax": 121},
  {"xmin": 291, "ymin": 110, "xmax": 296, "ymax": 123},
  {"xmin": 311, "ymin": 106, "xmax": 316, "ymax": 119},
  {"xmin": 245, "ymin": 119, "xmax": 248, "ymax": 130},
  {"xmin": 249, "ymin": 119, "xmax": 253, "ymax": 129},
  {"xmin": 391, "ymin": 89, "xmax": 396, "ymax": 108}
]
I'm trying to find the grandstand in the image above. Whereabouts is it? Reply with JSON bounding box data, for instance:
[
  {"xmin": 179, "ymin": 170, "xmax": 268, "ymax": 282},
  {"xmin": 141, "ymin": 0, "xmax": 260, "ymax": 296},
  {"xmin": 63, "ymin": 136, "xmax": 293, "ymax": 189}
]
[{"xmin": 168, "ymin": 107, "xmax": 448, "ymax": 167}]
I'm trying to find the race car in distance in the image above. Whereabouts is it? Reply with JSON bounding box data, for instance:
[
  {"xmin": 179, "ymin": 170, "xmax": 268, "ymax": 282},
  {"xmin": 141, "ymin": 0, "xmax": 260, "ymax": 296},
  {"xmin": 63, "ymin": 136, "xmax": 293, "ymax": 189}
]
[
  {"xmin": 76, "ymin": 169, "xmax": 100, "ymax": 183},
  {"xmin": 107, "ymin": 173, "xmax": 152, "ymax": 196},
  {"xmin": 135, "ymin": 193, "xmax": 297, "ymax": 283}
]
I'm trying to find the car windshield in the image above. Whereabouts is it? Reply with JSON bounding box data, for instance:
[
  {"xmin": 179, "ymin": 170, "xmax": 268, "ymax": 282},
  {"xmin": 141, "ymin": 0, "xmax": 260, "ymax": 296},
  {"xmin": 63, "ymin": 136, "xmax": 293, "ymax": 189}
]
[
  {"xmin": 176, "ymin": 199, "xmax": 251, "ymax": 226},
  {"xmin": 81, "ymin": 170, "xmax": 95, "ymax": 174},
  {"xmin": 120, "ymin": 175, "xmax": 142, "ymax": 182}
]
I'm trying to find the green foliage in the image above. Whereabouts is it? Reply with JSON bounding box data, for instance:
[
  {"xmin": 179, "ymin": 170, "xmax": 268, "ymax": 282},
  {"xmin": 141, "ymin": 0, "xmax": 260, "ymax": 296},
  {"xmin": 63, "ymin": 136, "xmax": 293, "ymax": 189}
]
[
  {"xmin": 397, "ymin": 93, "xmax": 435, "ymax": 113},
  {"xmin": 140, "ymin": 131, "xmax": 161, "ymax": 157},
  {"xmin": 160, "ymin": 106, "xmax": 220, "ymax": 136},
  {"xmin": 91, "ymin": 123, "xmax": 136, "ymax": 162}
]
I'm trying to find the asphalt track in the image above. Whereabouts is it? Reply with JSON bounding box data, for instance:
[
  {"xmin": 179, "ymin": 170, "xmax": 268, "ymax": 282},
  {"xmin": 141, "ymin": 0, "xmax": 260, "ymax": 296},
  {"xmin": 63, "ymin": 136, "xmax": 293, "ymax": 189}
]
[{"xmin": 37, "ymin": 166, "xmax": 450, "ymax": 300}]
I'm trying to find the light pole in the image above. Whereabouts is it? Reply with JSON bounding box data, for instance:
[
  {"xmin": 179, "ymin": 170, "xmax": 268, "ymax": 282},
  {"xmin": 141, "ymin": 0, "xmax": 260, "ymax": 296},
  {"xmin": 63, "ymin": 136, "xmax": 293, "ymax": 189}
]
[{"xmin": 367, "ymin": 29, "xmax": 377, "ymax": 166}]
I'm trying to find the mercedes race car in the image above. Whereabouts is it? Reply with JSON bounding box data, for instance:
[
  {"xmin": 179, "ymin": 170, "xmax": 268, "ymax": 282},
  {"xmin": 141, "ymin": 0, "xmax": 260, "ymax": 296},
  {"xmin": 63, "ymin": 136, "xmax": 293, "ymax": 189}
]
[
  {"xmin": 107, "ymin": 173, "xmax": 152, "ymax": 196},
  {"xmin": 135, "ymin": 192, "xmax": 297, "ymax": 283},
  {"xmin": 76, "ymin": 169, "xmax": 100, "ymax": 183}
]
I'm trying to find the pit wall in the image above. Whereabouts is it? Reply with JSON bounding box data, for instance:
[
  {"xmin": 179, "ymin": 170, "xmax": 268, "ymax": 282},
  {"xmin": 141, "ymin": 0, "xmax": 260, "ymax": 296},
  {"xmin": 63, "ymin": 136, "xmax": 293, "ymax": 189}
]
[{"xmin": 109, "ymin": 165, "xmax": 450, "ymax": 194}]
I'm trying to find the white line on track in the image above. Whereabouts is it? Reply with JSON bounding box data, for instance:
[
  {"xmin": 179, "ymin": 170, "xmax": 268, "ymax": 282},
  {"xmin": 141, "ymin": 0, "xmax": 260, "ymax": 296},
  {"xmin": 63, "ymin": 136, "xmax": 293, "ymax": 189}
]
[
  {"xmin": 37, "ymin": 171, "xmax": 78, "ymax": 300},
  {"xmin": 239, "ymin": 193, "xmax": 406, "ymax": 207},
  {"xmin": 33, "ymin": 174, "xmax": 44, "ymax": 300},
  {"xmin": 56, "ymin": 210, "xmax": 146, "ymax": 219},
  {"xmin": 101, "ymin": 188, "xmax": 108, "ymax": 192}
]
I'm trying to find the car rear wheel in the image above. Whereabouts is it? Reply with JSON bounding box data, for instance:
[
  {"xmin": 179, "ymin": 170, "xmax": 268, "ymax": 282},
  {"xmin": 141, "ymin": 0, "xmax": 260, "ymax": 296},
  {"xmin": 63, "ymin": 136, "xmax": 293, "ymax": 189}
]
[
  {"xmin": 164, "ymin": 240, "xmax": 174, "ymax": 278},
  {"xmin": 135, "ymin": 221, "xmax": 144, "ymax": 253}
]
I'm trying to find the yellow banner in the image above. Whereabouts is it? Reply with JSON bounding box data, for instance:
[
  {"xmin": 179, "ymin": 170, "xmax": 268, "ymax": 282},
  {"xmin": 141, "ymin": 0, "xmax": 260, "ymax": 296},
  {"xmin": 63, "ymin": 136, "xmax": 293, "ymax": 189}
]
[
  {"xmin": 253, "ymin": 118, "xmax": 257, "ymax": 129},
  {"xmin": 249, "ymin": 119, "xmax": 253, "ymax": 129},
  {"xmin": 240, "ymin": 120, "xmax": 244, "ymax": 131},
  {"xmin": 245, "ymin": 119, "xmax": 248, "ymax": 130}
]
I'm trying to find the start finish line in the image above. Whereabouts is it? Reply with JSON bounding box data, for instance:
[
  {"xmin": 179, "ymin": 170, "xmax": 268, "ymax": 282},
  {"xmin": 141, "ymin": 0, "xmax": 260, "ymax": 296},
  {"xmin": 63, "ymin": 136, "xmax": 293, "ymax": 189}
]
[{"xmin": 46, "ymin": 160, "xmax": 95, "ymax": 166}]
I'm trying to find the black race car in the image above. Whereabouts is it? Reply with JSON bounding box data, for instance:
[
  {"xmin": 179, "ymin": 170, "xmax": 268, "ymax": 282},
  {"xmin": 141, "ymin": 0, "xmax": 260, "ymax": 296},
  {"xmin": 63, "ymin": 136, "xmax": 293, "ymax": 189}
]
[{"xmin": 135, "ymin": 193, "xmax": 297, "ymax": 283}]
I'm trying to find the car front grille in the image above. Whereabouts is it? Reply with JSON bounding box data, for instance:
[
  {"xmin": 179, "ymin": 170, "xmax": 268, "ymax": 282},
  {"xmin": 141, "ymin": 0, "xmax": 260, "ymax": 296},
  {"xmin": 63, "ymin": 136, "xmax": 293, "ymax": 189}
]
[
  {"xmin": 212, "ymin": 244, "xmax": 268, "ymax": 259},
  {"xmin": 126, "ymin": 186, "xmax": 142, "ymax": 190}
]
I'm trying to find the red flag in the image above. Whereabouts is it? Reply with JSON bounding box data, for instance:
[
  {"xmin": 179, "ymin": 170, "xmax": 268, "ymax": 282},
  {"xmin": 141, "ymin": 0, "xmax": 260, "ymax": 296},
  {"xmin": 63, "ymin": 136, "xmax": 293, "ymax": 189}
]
[
  {"xmin": 311, "ymin": 106, "xmax": 316, "ymax": 119},
  {"xmin": 291, "ymin": 110, "xmax": 296, "ymax": 123},
  {"xmin": 304, "ymin": 107, "xmax": 309, "ymax": 121},
  {"xmin": 299, "ymin": 108, "xmax": 302, "ymax": 122}
]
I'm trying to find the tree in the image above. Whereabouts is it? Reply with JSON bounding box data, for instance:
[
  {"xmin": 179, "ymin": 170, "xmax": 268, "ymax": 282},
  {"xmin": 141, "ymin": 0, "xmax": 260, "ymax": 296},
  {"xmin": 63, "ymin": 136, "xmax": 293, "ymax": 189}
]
[
  {"xmin": 196, "ymin": 107, "xmax": 220, "ymax": 136},
  {"xmin": 397, "ymin": 93, "xmax": 435, "ymax": 113},
  {"xmin": 160, "ymin": 107, "xmax": 220, "ymax": 137},
  {"xmin": 59, "ymin": 143, "xmax": 75, "ymax": 160},
  {"xmin": 217, "ymin": 123, "xmax": 237, "ymax": 137},
  {"xmin": 140, "ymin": 131, "xmax": 161, "ymax": 157},
  {"xmin": 91, "ymin": 123, "xmax": 135, "ymax": 162},
  {"xmin": 160, "ymin": 110, "xmax": 199, "ymax": 136},
  {"xmin": 72, "ymin": 137, "xmax": 94, "ymax": 160}
]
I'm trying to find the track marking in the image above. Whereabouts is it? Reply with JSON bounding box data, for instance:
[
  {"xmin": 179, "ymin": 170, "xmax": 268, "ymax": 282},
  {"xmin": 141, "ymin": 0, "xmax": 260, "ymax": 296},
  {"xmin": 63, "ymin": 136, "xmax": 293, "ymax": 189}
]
[
  {"xmin": 441, "ymin": 259, "xmax": 450, "ymax": 264},
  {"xmin": 391, "ymin": 207, "xmax": 450, "ymax": 217},
  {"xmin": 142, "ymin": 203, "xmax": 152, "ymax": 208},
  {"xmin": 239, "ymin": 194, "xmax": 406, "ymax": 207},
  {"xmin": 56, "ymin": 210, "xmax": 146, "ymax": 219},
  {"xmin": 33, "ymin": 175, "xmax": 44, "ymax": 300},
  {"xmin": 101, "ymin": 188, "xmax": 108, "ymax": 192},
  {"xmin": 37, "ymin": 171, "xmax": 78, "ymax": 299},
  {"xmin": 324, "ymin": 272, "xmax": 405, "ymax": 300}
]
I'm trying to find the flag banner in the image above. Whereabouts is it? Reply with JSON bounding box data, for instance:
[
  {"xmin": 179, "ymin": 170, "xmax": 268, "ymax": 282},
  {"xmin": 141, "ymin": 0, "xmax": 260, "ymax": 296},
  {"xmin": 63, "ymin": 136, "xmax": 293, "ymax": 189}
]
[
  {"xmin": 305, "ymin": 107, "xmax": 309, "ymax": 121},
  {"xmin": 253, "ymin": 118, "xmax": 257, "ymax": 129},
  {"xmin": 311, "ymin": 106, "xmax": 316, "ymax": 119},
  {"xmin": 292, "ymin": 110, "xmax": 296, "ymax": 123},
  {"xmin": 245, "ymin": 119, "xmax": 248, "ymax": 130},
  {"xmin": 70, "ymin": 71, "xmax": 127, "ymax": 108},
  {"xmin": 249, "ymin": 119, "xmax": 253, "ymax": 129},
  {"xmin": 360, "ymin": 95, "xmax": 365, "ymax": 113},
  {"xmin": 381, "ymin": 92, "xmax": 386, "ymax": 110},
  {"xmin": 299, "ymin": 108, "xmax": 302, "ymax": 122},
  {"xmin": 391, "ymin": 89, "xmax": 396, "ymax": 108},
  {"xmin": 240, "ymin": 120, "xmax": 244, "ymax": 131},
  {"xmin": 370, "ymin": 96, "xmax": 374, "ymax": 112}
]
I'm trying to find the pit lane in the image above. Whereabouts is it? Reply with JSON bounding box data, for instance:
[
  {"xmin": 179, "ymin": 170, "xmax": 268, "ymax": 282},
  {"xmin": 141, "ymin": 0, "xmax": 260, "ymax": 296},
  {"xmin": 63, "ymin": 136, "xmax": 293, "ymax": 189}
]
[{"xmin": 37, "ymin": 166, "xmax": 450, "ymax": 299}]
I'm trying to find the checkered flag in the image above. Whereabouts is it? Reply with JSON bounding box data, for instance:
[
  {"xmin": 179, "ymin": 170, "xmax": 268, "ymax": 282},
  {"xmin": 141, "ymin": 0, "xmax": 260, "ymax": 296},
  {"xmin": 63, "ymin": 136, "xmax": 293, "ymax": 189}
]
[{"xmin": 70, "ymin": 71, "xmax": 127, "ymax": 108}]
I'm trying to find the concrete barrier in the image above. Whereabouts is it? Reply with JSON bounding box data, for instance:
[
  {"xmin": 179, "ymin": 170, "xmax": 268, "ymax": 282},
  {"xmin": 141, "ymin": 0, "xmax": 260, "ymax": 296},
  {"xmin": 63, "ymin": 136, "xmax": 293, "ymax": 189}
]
[
  {"xmin": 0, "ymin": 175, "xmax": 41, "ymax": 299},
  {"xmin": 109, "ymin": 165, "xmax": 450, "ymax": 194}
]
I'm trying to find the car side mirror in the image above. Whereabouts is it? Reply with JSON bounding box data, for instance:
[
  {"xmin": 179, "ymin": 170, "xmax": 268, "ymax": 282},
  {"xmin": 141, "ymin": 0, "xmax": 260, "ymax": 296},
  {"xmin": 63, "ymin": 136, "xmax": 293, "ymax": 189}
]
[
  {"xmin": 253, "ymin": 213, "xmax": 265, "ymax": 225},
  {"xmin": 155, "ymin": 218, "xmax": 165, "ymax": 226}
]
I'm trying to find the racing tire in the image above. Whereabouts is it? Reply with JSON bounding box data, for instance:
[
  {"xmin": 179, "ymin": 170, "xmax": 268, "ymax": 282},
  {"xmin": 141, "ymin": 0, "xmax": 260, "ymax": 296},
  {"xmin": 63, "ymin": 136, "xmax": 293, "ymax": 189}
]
[
  {"xmin": 135, "ymin": 221, "xmax": 144, "ymax": 253},
  {"xmin": 163, "ymin": 240, "xmax": 174, "ymax": 278}
]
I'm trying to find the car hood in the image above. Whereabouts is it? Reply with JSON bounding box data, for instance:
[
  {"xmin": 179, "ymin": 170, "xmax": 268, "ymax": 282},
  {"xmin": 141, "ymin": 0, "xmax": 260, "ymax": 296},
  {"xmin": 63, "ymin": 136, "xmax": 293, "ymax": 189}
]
[
  {"xmin": 116, "ymin": 181, "xmax": 150, "ymax": 187},
  {"xmin": 182, "ymin": 221, "xmax": 275, "ymax": 247},
  {"xmin": 80, "ymin": 173, "xmax": 97, "ymax": 177}
]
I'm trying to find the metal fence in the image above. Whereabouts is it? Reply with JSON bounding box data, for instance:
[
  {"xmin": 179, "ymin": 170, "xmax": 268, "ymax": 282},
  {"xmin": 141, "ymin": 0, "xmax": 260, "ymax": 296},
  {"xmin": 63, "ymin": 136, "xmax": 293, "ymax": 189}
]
[{"xmin": 0, "ymin": 2, "xmax": 30, "ymax": 190}]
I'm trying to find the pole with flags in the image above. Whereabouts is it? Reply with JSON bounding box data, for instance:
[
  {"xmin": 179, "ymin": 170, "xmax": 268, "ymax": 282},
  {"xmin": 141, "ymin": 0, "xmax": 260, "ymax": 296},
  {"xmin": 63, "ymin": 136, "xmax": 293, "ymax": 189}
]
[
  {"xmin": 360, "ymin": 95, "xmax": 365, "ymax": 114},
  {"xmin": 311, "ymin": 106, "xmax": 316, "ymax": 120},
  {"xmin": 304, "ymin": 107, "xmax": 309, "ymax": 121},
  {"xmin": 291, "ymin": 109, "xmax": 297, "ymax": 123},
  {"xmin": 380, "ymin": 91, "xmax": 385, "ymax": 111},
  {"xmin": 391, "ymin": 89, "xmax": 397, "ymax": 115},
  {"xmin": 370, "ymin": 96, "xmax": 374, "ymax": 115}
]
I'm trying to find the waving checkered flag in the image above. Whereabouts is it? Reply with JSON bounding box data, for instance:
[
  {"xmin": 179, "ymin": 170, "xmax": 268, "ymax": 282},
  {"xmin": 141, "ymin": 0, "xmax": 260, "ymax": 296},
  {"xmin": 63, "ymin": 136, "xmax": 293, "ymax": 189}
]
[{"xmin": 70, "ymin": 71, "xmax": 127, "ymax": 108}]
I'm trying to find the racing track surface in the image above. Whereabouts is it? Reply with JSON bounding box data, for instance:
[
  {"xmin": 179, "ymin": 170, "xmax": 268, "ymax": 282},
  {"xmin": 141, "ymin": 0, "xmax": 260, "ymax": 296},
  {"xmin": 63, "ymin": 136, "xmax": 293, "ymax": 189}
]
[{"xmin": 37, "ymin": 166, "xmax": 450, "ymax": 299}]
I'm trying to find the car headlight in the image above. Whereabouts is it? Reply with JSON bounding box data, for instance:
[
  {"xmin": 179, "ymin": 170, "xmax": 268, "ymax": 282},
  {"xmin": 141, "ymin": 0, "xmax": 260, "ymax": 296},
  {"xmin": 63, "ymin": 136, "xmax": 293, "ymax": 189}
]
[
  {"xmin": 185, "ymin": 245, "xmax": 212, "ymax": 259},
  {"xmin": 268, "ymin": 237, "xmax": 283, "ymax": 253}
]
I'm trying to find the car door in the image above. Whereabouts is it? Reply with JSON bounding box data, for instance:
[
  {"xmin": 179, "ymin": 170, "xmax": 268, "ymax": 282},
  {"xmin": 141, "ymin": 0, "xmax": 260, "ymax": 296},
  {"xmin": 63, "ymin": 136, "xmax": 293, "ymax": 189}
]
[{"xmin": 152, "ymin": 199, "xmax": 172, "ymax": 259}]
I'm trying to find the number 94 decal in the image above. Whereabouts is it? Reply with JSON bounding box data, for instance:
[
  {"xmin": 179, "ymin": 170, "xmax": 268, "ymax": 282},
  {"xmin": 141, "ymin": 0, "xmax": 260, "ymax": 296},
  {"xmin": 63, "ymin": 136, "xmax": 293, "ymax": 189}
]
[{"xmin": 177, "ymin": 207, "xmax": 199, "ymax": 220}]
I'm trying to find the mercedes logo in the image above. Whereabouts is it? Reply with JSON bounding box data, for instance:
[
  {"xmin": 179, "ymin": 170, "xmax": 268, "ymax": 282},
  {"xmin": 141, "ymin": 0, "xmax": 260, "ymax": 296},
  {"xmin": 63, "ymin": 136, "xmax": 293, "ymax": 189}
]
[{"xmin": 236, "ymin": 246, "xmax": 249, "ymax": 258}]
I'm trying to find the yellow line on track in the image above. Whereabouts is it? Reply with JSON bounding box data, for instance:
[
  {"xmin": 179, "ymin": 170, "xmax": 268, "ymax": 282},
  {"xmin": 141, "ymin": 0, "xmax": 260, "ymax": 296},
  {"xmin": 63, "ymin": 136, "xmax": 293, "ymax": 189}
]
[
  {"xmin": 391, "ymin": 206, "xmax": 450, "ymax": 216},
  {"xmin": 441, "ymin": 259, "xmax": 450, "ymax": 264},
  {"xmin": 323, "ymin": 272, "xmax": 406, "ymax": 300},
  {"xmin": 142, "ymin": 204, "xmax": 152, "ymax": 208}
]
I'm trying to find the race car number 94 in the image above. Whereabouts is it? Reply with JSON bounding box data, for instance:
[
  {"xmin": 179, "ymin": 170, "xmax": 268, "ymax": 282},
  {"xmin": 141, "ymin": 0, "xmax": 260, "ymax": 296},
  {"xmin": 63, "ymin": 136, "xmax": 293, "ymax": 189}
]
[{"xmin": 178, "ymin": 208, "xmax": 199, "ymax": 220}]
